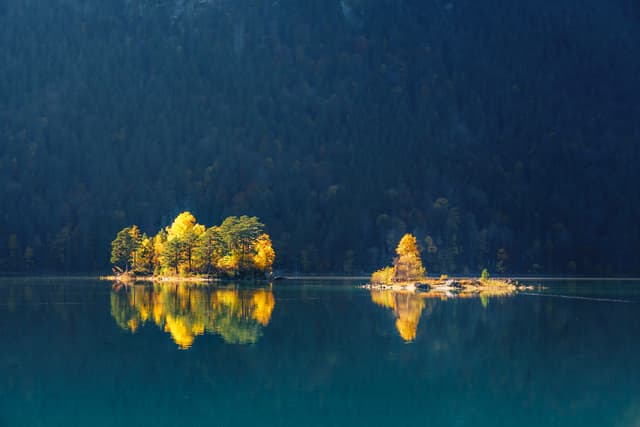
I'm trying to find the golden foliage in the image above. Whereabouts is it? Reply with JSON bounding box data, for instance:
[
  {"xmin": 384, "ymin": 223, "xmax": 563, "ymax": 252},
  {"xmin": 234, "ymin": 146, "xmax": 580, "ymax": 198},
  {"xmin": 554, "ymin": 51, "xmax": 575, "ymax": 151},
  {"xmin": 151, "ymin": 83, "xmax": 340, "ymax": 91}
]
[
  {"xmin": 217, "ymin": 254, "xmax": 240, "ymax": 276},
  {"xmin": 153, "ymin": 232, "xmax": 166, "ymax": 271},
  {"xmin": 113, "ymin": 212, "xmax": 275, "ymax": 277},
  {"xmin": 394, "ymin": 234, "xmax": 425, "ymax": 282},
  {"xmin": 370, "ymin": 266, "xmax": 395, "ymax": 285},
  {"xmin": 370, "ymin": 233, "xmax": 426, "ymax": 285},
  {"xmin": 166, "ymin": 212, "xmax": 198, "ymax": 240},
  {"xmin": 253, "ymin": 233, "xmax": 276, "ymax": 273},
  {"xmin": 396, "ymin": 233, "xmax": 420, "ymax": 257}
]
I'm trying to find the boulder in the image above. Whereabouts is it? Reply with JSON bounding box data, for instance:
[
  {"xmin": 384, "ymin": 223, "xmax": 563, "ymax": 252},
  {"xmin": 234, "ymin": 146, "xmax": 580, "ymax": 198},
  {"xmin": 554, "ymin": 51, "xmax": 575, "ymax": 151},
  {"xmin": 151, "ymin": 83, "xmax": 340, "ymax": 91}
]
[
  {"xmin": 445, "ymin": 279, "xmax": 463, "ymax": 289},
  {"xmin": 416, "ymin": 282, "xmax": 431, "ymax": 291}
]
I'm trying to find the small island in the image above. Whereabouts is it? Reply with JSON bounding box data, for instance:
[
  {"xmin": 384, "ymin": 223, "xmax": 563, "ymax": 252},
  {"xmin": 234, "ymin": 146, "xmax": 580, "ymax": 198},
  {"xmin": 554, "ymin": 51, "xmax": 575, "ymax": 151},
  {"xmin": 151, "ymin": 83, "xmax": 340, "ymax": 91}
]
[
  {"xmin": 105, "ymin": 211, "xmax": 275, "ymax": 282},
  {"xmin": 365, "ymin": 233, "xmax": 523, "ymax": 297}
]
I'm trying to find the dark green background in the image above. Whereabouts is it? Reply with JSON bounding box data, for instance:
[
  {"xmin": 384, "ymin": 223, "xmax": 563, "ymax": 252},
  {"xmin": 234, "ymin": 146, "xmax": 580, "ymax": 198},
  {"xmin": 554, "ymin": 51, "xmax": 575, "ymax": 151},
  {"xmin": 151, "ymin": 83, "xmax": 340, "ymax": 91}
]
[{"xmin": 0, "ymin": 0, "xmax": 638, "ymax": 274}]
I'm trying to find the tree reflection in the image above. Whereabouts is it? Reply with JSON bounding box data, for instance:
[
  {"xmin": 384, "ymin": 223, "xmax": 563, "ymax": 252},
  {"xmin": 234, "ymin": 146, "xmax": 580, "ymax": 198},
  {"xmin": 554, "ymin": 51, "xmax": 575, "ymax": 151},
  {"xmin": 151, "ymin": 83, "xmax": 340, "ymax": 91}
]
[
  {"xmin": 111, "ymin": 283, "xmax": 275, "ymax": 348},
  {"xmin": 371, "ymin": 288, "xmax": 514, "ymax": 342},
  {"xmin": 371, "ymin": 291, "xmax": 429, "ymax": 342}
]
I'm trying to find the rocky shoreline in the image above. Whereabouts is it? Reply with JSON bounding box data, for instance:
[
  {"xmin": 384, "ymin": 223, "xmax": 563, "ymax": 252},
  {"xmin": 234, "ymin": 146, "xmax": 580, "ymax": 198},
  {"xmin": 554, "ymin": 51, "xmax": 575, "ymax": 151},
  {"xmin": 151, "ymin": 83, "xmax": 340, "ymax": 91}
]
[
  {"xmin": 100, "ymin": 273, "xmax": 218, "ymax": 284},
  {"xmin": 362, "ymin": 278, "xmax": 536, "ymax": 297}
]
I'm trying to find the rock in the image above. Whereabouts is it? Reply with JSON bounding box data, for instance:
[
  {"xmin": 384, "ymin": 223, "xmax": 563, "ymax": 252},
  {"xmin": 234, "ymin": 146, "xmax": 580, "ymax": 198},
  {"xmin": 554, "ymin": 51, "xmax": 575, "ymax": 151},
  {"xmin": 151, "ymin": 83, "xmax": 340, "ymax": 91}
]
[
  {"xmin": 445, "ymin": 279, "xmax": 463, "ymax": 289},
  {"xmin": 416, "ymin": 282, "xmax": 431, "ymax": 291}
]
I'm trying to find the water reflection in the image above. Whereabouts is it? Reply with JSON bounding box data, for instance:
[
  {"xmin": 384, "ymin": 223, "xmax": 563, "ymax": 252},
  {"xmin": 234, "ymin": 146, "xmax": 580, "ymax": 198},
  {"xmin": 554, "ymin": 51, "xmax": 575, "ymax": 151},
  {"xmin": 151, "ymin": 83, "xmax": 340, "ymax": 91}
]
[
  {"xmin": 370, "ymin": 288, "xmax": 515, "ymax": 342},
  {"xmin": 110, "ymin": 283, "xmax": 275, "ymax": 348}
]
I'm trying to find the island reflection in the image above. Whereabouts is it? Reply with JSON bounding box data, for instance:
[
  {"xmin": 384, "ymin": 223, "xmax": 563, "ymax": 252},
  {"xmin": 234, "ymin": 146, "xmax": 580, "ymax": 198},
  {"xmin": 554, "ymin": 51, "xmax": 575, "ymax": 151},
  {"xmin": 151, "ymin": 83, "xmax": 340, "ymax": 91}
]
[
  {"xmin": 110, "ymin": 283, "xmax": 275, "ymax": 348},
  {"xmin": 371, "ymin": 287, "xmax": 515, "ymax": 342}
]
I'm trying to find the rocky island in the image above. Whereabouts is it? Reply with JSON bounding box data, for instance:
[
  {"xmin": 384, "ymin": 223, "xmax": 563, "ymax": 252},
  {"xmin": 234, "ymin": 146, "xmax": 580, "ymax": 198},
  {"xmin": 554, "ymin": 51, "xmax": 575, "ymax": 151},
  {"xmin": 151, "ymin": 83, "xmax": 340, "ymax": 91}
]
[{"xmin": 364, "ymin": 233, "xmax": 528, "ymax": 297}]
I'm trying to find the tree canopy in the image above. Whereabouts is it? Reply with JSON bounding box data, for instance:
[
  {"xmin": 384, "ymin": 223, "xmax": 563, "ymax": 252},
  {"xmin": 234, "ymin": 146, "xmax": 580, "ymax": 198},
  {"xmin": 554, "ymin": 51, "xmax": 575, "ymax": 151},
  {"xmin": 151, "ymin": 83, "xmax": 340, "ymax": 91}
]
[
  {"xmin": 111, "ymin": 212, "xmax": 275, "ymax": 277},
  {"xmin": 371, "ymin": 233, "xmax": 426, "ymax": 284},
  {"xmin": 393, "ymin": 234, "xmax": 426, "ymax": 283}
]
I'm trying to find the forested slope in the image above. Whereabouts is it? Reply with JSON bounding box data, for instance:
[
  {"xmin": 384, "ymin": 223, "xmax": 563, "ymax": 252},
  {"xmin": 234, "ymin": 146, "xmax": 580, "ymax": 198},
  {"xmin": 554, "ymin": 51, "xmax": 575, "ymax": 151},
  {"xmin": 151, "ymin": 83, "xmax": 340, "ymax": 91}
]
[{"xmin": 1, "ymin": 0, "xmax": 638, "ymax": 274}]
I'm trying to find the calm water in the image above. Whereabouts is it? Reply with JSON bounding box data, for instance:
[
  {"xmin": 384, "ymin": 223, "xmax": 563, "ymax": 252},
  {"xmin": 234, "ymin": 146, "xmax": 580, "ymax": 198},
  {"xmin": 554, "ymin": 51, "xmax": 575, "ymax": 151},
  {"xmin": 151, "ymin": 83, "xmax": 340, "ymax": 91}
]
[{"xmin": 1, "ymin": 277, "xmax": 640, "ymax": 426}]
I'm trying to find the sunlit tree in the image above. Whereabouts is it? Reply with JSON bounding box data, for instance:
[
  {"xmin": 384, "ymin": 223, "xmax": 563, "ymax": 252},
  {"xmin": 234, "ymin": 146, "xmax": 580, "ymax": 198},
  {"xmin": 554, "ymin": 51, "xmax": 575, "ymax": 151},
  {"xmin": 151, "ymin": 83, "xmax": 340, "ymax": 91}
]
[
  {"xmin": 134, "ymin": 234, "xmax": 155, "ymax": 274},
  {"xmin": 217, "ymin": 254, "xmax": 240, "ymax": 277},
  {"xmin": 253, "ymin": 233, "xmax": 275, "ymax": 275},
  {"xmin": 166, "ymin": 211, "xmax": 205, "ymax": 272},
  {"xmin": 370, "ymin": 266, "xmax": 395, "ymax": 285},
  {"xmin": 219, "ymin": 216, "xmax": 265, "ymax": 271},
  {"xmin": 110, "ymin": 213, "xmax": 275, "ymax": 277},
  {"xmin": 393, "ymin": 233, "xmax": 426, "ymax": 282},
  {"xmin": 370, "ymin": 234, "xmax": 426, "ymax": 284},
  {"xmin": 128, "ymin": 225, "xmax": 142, "ymax": 270},
  {"xmin": 153, "ymin": 229, "xmax": 167, "ymax": 274}
]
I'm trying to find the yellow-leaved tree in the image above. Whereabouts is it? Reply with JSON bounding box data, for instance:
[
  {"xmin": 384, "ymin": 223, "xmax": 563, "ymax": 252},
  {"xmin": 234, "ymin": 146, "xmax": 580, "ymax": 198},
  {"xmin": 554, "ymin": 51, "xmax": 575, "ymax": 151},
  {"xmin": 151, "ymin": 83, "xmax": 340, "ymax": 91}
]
[
  {"xmin": 164, "ymin": 211, "xmax": 205, "ymax": 273},
  {"xmin": 217, "ymin": 254, "xmax": 240, "ymax": 277},
  {"xmin": 393, "ymin": 233, "xmax": 426, "ymax": 282},
  {"xmin": 253, "ymin": 233, "xmax": 275, "ymax": 274},
  {"xmin": 370, "ymin": 233, "xmax": 426, "ymax": 284},
  {"xmin": 111, "ymin": 212, "xmax": 276, "ymax": 277}
]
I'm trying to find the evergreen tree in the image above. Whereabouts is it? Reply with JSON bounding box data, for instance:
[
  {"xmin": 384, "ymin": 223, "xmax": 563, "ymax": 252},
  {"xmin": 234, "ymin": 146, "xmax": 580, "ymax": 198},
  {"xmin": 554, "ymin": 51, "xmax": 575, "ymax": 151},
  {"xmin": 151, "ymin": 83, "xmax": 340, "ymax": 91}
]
[
  {"xmin": 111, "ymin": 227, "xmax": 136, "ymax": 270},
  {"xmin": 162, "ymin": 238, "xmax": 184, "ymax": 274},
  {"xmin": 134, "ymin": 234, "xmax": 155, "ymax": 274},
  {"xmin": 219, "ymin": 216, "xmax": 265, "ymax": 271},
  {"xmin": 193, "ymin": 227, "xmax": 225, "ymax": 274}
]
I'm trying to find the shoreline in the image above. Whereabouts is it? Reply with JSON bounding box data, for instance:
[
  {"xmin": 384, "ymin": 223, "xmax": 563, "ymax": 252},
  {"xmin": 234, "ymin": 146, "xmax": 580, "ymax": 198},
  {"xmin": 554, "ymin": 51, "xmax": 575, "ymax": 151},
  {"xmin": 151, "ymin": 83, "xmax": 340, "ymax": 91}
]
[
  {"xmin": 100, "ymin": 275, "xmax": 217, "ymax": 283},
  {"xmin": 100, "ymin": 274, "xmax": 277, "ymax": 285},
  {"xmin": 363, "ymin": 277, "xmax": 537, "ymax": 296}
]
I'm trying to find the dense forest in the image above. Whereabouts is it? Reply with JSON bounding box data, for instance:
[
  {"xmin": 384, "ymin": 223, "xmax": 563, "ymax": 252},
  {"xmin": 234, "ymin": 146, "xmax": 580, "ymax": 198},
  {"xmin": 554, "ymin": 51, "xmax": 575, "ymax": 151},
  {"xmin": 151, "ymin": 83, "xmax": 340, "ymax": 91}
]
[{"xmin": 1, "ymin": 0, "xmax": 639, "ymax": 275}]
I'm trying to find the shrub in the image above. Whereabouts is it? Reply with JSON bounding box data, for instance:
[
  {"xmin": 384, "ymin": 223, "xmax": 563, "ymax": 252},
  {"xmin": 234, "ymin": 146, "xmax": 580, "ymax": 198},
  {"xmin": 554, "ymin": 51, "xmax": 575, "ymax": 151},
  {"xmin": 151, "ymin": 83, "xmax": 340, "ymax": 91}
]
[{"xmin": 371, "ymin": 266, "xmax": 395, "ymax": 285}]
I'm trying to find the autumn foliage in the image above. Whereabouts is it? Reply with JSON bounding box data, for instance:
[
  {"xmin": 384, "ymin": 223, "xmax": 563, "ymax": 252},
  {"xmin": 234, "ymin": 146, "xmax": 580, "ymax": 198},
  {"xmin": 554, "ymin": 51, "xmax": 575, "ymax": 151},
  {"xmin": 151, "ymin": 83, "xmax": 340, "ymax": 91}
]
[
  {"xmin": 111, "ymin": 212, "xmax": 275, "ymax": 278},
  {"xmin": 370, "ymin": 234, "xmax": 426, "ymax": 284}
]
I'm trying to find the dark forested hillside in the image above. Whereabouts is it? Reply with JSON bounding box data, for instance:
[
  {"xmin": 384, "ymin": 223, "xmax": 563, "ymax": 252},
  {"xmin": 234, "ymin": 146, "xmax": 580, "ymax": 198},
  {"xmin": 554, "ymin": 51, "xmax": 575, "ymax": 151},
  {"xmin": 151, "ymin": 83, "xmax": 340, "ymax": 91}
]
[{"xmin": 1, "ymin": 0, "xmax": 639, "ymax": 275}]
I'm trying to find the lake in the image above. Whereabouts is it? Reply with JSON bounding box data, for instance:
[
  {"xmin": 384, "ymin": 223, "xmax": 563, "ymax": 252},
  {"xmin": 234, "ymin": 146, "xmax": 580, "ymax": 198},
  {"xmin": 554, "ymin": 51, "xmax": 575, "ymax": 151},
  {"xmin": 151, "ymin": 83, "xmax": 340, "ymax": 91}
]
[{"xmin": 1, "ymin": 277, "xmax": 639, "ymax": 426}]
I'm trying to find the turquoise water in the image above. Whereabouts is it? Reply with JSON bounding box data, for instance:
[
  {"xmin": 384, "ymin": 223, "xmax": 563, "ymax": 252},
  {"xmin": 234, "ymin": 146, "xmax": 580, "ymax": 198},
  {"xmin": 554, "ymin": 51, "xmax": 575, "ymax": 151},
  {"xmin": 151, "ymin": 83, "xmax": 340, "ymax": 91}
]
[{"xmin": 1, "ymin": 278, "xmax": 640, "ymax": 426}]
